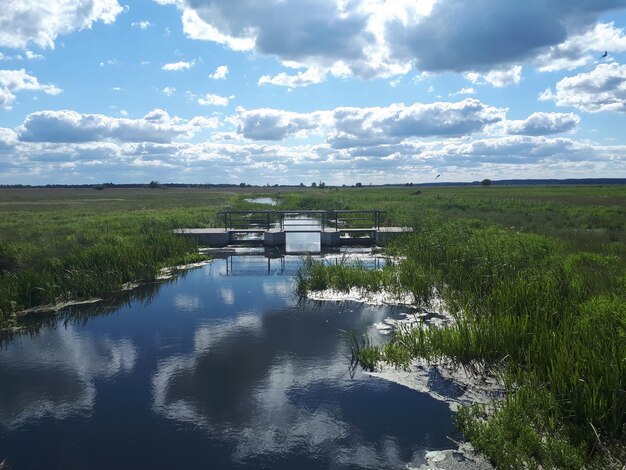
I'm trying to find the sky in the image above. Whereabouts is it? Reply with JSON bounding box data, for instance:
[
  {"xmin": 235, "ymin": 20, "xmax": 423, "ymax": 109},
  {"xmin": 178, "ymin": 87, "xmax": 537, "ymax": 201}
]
[{"xmin": 1, "ymin": 0, "xmax": 626, "ymax": 186}]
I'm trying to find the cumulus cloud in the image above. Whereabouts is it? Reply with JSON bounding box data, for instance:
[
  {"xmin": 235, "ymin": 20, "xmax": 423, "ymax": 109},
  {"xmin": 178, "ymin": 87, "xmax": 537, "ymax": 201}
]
[
  {"xmin": 0, "ymin": 69, "xmax": 62, "ymax": 110},
  {"xmin": 534, "ymin": 22, "xmax": 626, "ymax": 72},
  {"xmin": 162, "ymin": 86, "xmax": 176, "ymax": 96},
  {"xmin": 198, "ymin": 93, "xmax": 230, "ymax": 106},
  {"xmin": 157, "ymin": 0, "xmax": 409, "ymax": 79},
  {"xmin": 162, "ymin": 60, "xmax": 195, "ymax": 71},
  {"xmin": 0, "ymin": 0, "xmax": 123, "ymax": 49},
  {"xmin": 233, "ymin": 99, "xmax": 505, "ymax": 144},
  {"xmin": 506, "ymin": 112, "xmax": 580, "ymax": 135},
  {"xmin": 209, "ymin": 65, "xmax": 229, "ymax": 79},
  {"xmin": 0, "ymin": 128, "xmax": 17, "ymax": 151},
  {"xmin": 1, "ymin": 120, "xmax": 625, "ymax": 185},
  {"xmin": 465, "ymin": 66, "xmax": 523, "ymax": 88},
  {"xmin": 16, "ymin": 109, "xmax": 215, "ymax": 143},
  {"xmin": 327, "ymin": 99, "xmax": 506, "ymax": 148},
  {"xmin": 235, "ymin": 107, "xmax": 324, "ymax": 140},
  {"xmin": 442, "ymin": 135, "xmax": 586, "ymax": 165},
  {"xmin": 152, "ymin": 0, "xmax": 626, "ymax": 82},
  {"xmin": 258, "ymin": 67, "xmax": 327, "ymax": 88},
  {"xmin": 3, "ymin": 131, "xmax": 624, "ymax": 186},
  {"xmin": 25, "ymin": 51, "xmax": 45, "ymax": 60},
  {"xmin": 539, "ymin": 62, "xmax": 626, "ymax": 112},
  {"xmin": 388, "ymin": 0, "xmax": 625, "ymax": 73}
]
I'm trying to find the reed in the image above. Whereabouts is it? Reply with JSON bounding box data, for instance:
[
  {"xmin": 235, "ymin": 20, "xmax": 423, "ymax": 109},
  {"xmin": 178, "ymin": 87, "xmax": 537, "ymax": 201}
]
[{"xmin": 296, "ymin": 194, "xmax": 625, "ymax": 467}]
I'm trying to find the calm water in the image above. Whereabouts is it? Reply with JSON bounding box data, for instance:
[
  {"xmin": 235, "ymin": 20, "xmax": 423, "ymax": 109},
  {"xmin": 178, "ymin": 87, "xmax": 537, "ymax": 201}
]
[
  {"xmin": 244, "ymin": 197, "xmax": 278, "ymax": 206},
  {"xmin": 0, "ymin": 250, "xmax": 456, "ymax": 469}
]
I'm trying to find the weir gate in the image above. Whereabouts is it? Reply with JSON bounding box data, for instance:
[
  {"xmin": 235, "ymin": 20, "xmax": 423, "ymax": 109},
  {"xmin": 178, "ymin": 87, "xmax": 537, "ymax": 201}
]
[{"xmin": 175, "ymin": 210, "xmax": 412, "ymax": 248}]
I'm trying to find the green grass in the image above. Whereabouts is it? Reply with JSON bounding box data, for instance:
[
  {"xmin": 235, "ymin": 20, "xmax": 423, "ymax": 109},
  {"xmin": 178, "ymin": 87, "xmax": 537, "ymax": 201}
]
[
  {"xmin": 0, "ymin": 187, "xmax": 240, "ymax": 322},
  {"xmin": 2, "ymin": 184, "xmax": 625, "ymax": 467},
  {"xmin": 292, "ymin": 184, "xmax": 626, "ymax": 468}
]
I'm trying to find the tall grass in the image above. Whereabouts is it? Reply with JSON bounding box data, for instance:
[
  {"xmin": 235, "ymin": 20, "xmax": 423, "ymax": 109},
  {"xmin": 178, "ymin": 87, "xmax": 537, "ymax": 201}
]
[
  {"xmin": 0, "ymin": 187, "xmax": 227, "ymax": 324},
  {"xmin": 0, "ymin": 232, "xmax": 203, "ymax": 321},
  {"xmin": 296, "ymin": 255, "xmax": 400, "ymax": 297},
  {"xmin": 298, "ymin": 213, "xmax": 625, "ymax": 467}
]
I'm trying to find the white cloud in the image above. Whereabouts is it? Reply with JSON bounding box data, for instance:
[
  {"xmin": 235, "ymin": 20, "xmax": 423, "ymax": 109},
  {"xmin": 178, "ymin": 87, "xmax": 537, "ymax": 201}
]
[
  {"xmin": 235, "ymin": 107, "xmax": 325, "ymax": 140},
  {"xmin": 465, "ymin": 66, "xmax": 522, "ymax": 88},
  {"xmin": 534, "ymin": 22, "xmax": 626, "ymax": 73},
  {"xmin": 99, "ymin": 58, "xmax": 120, "ymax": 67},
  {"xmin": 0, "ymin": 69, "xmax": 62, "ymax": 110},
  {"xmin": 142, "ymin": 1, "xmax": 626, "ymax": 84},
  {"xmin": 258, "ymin": 67, "xmax": 327, "ymax": 88},
  {"xmin": 506, "ymin": 112, "xmax": 580, "ymax": 135},
  {"xmin": 2, "ymin": 130, "xmax": 624, "ymax": 186},
  {"xmin": 539, "ymin": 62, "xmax": 626, "ymax": 112},
  {"xmin": 25, "ymin": 51, "xmax": 45, "ymax": 60},
  {"xmin": 16, "ymin": 109, "xmax": 215, "ymax": 143},
  {"xmin": 0, "ymin": 0, "xmax": 123, "ymax": 49},
  {"xmin": 234, "ymin": 98, "xmax": 505, "ymax": 143},
  {"xmin": 450, "ymin": 87, "xmax": 476, "ymax": 96},
  {"xmin": 198, "ymin": 93, "xmax": 229, "ymax": 106},
  {"xmin": 209, "ymin": 65, "xmax": 229, "ymax": 80},
  {"xmin": 161, "ymin": 0, "xmax": 415, "ymax": 79},
  {"xmin": 0, "ymin": 127, "xmax": 17, "ymax": 150},
  {"xmin": 131, "ymin": 20, "xmax": 154, "ymax": 29},
  {"xmin": 162, "ymin": 60, "xmax": 195, "ymax": 71},
  {"xmin": 328, "ymin": 99, "xmax": 506, "ymax": 148},
  {"xmin": 162, "ymin": 86, "xmax": 176, "ymax": 96}
]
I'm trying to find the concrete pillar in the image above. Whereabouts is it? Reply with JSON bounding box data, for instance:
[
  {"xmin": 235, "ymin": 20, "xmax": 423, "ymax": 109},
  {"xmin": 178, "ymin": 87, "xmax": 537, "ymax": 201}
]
[
  {"xmin": 320, "ymin": 230, "xmax": 341, "ymax": 247},
  {"xmin": 264, "ymin": 229, "xmax": 286, "ymax": 247}
]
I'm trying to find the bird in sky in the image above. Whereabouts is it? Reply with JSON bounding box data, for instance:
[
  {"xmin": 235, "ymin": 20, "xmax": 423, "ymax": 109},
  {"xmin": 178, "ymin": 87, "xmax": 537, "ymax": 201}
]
[
  {"xmin": 435, "ymin": 174, "xmax": 441, "ymax": 180},
  {"xmin": 600, "ymin": 50, "xmax": 608, "ymax": 59}
]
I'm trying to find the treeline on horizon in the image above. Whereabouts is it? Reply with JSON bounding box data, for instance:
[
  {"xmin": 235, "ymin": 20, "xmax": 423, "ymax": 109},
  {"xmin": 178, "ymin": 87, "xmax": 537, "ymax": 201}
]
[{"xmin": 1, "ymin": 177, "xmax": 625, "ymax": 189}]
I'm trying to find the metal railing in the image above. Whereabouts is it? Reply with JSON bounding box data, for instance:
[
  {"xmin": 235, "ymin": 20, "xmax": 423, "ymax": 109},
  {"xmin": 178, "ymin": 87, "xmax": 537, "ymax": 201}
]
[
  {"xmin": 217, "ymin": 210, "xmax": 386, "ymax": 231},
  {"xmin": 331, "ymin": 210, "xmax": 385, "ymax": 230}
]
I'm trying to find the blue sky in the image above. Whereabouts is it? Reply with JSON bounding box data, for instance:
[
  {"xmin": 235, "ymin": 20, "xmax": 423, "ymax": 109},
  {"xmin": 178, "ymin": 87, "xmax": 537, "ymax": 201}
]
[{"xmin": 1, "ymin": 0, "xmax": 626, "ymax": 185}]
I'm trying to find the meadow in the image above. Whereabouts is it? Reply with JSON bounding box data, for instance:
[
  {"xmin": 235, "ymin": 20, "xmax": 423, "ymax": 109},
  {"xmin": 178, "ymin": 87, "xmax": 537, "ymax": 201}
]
[{"xmin": 1, "ymin": 183, "xmax": 625, "ymax": 467}]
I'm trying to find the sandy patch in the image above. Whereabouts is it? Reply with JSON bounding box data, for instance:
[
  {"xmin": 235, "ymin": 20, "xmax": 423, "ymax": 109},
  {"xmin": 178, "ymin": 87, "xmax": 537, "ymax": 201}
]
[{"xmin": 16, "ymin": 298, "xmax": 103, "ymax": 316}]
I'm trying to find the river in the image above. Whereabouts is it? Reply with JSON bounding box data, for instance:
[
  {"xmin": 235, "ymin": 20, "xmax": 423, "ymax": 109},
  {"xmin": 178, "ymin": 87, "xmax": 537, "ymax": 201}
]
[{"xmin": 0, "ymin": 245, "xmax": 459, "ymax": 469}]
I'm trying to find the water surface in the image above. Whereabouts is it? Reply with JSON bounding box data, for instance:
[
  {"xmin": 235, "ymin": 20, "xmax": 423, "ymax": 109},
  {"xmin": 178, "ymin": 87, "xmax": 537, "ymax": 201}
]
[
  {"xmin": 244, "ymin": 197, "xmax": 278, "ymax": 206},
  {"xmin": 0, "ymin": 250, "xmax": 456, "ymax": 469}
]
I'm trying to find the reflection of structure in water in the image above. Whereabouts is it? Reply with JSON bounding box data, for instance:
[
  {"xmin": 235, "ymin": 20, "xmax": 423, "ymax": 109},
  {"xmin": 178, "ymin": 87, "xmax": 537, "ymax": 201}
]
[
  {"xmin": 223, "ymin": 254, "xmax": 287, "ymax": 276},
  {"xmin": 213, "ymin": 248, "xmax": 386, "ymax": 277}
]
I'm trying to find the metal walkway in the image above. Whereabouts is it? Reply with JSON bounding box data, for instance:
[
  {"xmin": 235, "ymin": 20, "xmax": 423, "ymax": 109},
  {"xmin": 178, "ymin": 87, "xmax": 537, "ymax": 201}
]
[{"xmin": 176, "ymin": 209, "xmax": 411, "ymax": 248}]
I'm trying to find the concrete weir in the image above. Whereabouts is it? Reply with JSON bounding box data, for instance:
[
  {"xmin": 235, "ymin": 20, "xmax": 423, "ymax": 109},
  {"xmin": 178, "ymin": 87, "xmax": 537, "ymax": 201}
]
[{"xmin": 174, "ymin": 210, "xmax": 413, "ymax": 248}]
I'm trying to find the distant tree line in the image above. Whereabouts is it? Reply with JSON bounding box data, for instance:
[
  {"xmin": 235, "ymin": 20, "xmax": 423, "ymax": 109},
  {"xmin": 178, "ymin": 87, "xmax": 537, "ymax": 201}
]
[{"xmin": 1, "ymin": 178, "xmax": 625, "ymax": 190}]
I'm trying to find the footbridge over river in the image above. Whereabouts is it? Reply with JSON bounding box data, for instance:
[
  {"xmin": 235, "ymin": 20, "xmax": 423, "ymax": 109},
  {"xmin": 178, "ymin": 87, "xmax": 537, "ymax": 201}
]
[{"xmin": 175, "ymin": 210, "xmax": 412, "ymax": 248}]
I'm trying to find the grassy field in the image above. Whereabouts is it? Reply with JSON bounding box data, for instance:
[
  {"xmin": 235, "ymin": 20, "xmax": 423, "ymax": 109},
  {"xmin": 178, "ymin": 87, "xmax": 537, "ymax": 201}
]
[{"xmin": 1, "ymin": 184, "xmax": 625, "ymax": 467}]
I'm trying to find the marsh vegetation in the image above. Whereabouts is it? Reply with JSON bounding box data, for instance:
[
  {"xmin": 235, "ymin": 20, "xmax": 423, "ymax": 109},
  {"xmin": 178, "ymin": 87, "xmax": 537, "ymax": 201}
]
[
  {"xmin": 294, "ymin": 185, "xmax": 625, "ymax": 468},
  {"xmin": 1, "ymin": 184, "xmax": 624, "ymax": 467}
]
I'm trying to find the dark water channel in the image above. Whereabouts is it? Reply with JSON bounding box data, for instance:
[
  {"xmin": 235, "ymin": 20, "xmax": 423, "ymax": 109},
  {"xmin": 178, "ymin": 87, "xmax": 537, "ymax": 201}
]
[{"xmin": 0, "ymin": 247, "xmax": 457, "ymax": 469}]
